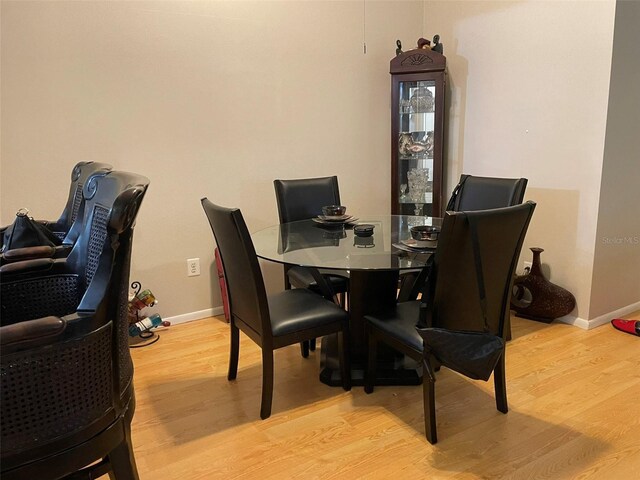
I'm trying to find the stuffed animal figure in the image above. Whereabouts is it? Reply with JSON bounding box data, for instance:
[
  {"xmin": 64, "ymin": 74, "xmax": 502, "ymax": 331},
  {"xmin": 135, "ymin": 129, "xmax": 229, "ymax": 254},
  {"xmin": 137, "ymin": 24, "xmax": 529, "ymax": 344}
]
[{"xmin": 128, "ymin": 288, "xmax": 157, "ymax": 325}]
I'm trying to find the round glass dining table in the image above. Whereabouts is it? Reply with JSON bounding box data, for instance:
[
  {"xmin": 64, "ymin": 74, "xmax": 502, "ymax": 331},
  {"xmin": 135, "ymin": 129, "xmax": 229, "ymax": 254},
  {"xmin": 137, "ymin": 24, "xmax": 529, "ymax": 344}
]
[
  {"xmin": 251, "ymin": 215, "xmax": 441, "ymax": 386},
  {"xmin": 251, "ymin": 214, "xmax": 441, "ymax": 272}
]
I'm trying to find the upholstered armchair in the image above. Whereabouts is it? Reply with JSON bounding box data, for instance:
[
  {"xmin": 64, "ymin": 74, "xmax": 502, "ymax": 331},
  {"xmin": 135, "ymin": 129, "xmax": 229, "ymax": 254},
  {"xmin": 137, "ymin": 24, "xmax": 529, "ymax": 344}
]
[{"xmin": 1, "ymin": 171, "xmax": 149, "ymax": 480}]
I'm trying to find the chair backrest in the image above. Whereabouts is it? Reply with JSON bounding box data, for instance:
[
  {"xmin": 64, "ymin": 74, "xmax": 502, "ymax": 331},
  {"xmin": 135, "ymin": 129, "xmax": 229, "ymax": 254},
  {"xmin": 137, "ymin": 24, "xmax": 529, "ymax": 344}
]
[
  {"xmin": 273, "ymin": 176, "xmax": 341, "ymax": 223},
  {"xmin": 201, "ymin": 199, "xmax": 270, "ymax": 343},
  {"xmin": 67, "ymin": 171, "xmax": 148, "ymax": 308},
  {"xmin": 449, "ymin": 174, "xmax": 527, "ymax": 212},
  {"xmin": 55, "ymin": 162, "xmax": 113, "ymax": 239},
  {"xmin": 0, "ymin": 170, "xmax": 148, "ymax": 467},
  {"xmin": 1, "ymin": 171, "xmax": 149, "ymax": 325},
  {"xmin": 426, "ymin": 202, "xmax": 535, "ymax": 337}
]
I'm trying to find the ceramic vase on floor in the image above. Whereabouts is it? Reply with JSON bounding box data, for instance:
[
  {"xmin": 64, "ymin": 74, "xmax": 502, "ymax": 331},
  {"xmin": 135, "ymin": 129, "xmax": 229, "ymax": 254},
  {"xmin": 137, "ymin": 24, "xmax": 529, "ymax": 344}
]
[{"xmin": 511, "ymin": 247, "xmax": 576, "ymax": 323}]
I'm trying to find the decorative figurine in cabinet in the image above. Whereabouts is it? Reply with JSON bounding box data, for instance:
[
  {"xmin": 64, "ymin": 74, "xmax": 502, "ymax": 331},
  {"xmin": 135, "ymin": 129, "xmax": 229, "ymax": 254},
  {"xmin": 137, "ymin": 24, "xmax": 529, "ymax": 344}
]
[{"xmin": 391, "ymin": 41, "xmax": 446, "ymax": 217}]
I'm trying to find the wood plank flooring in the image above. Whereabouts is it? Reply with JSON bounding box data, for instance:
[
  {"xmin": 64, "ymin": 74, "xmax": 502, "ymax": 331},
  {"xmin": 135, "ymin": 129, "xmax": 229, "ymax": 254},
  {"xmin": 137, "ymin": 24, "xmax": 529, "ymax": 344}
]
[{"xmin": 123, "ymin": 312, "xmax": 640, "ymax": 479}]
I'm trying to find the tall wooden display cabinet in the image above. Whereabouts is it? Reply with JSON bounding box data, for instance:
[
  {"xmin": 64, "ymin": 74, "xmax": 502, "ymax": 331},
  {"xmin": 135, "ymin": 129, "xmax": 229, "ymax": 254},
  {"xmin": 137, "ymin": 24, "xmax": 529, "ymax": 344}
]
[{"xmin": 390, "ymin": 47, "xmax": 446, "ymax": 217}]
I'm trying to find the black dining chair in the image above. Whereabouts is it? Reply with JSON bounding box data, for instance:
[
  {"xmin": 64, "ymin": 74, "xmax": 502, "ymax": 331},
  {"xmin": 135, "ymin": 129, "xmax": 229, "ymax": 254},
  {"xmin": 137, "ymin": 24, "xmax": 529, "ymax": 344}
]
[
  {"xmin": 0, "ymin": 170, "xmax": 149, "ymax": 479},
  {"xmin": 446, "ymin": 174, "xmax": 528, "ymax": 212},
  {"xmin": 201, "ymin": 198, "xmax": 351, "ymax": 419},
  {"xmin": 273, "ymin": 176, "xmax": 349, "ymax": 357},
  {"xmin": 398, "ymin": 174, "xmax": 528, "ymax": 303},
  {"xmin": 364, "ymin": 202, "xmax": 536, "ymax": 443}
]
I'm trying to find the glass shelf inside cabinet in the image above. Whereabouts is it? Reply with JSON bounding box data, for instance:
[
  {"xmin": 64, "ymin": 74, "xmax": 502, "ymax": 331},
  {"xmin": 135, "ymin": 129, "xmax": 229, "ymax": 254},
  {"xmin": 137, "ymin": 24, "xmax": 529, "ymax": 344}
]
[{"xmin": 399, "ymin": 155, "xmax": 433, "ymax": 161}]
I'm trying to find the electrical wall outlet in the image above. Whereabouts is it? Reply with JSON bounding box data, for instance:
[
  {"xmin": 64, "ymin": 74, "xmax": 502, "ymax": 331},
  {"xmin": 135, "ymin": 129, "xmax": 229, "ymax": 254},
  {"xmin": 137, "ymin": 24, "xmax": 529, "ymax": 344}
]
[
  {"xmin": 187, "ymin": 258, "xmax": 200, "ymax": 277},
  {"xmin": 523, "ymin": 261, "xmax": 532, "ymax": 274}
]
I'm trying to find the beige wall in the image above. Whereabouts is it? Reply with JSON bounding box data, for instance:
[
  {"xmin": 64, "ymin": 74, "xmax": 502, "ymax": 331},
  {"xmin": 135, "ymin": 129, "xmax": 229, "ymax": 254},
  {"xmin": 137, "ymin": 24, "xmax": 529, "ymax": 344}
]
[
  {"xmin": 425, "ymin": 0, "xmax": 620, "ymax": 322},
  {"xmin": 590, "ymin": 0, "xmax": 640, "ymax": 318},
  {"xmin": 3, "ymin": 1, "xmax": 635, "ymax": 325},
  {"xmin": 1, "ymin": 1, "xmax": 422, "ymax": 318}
]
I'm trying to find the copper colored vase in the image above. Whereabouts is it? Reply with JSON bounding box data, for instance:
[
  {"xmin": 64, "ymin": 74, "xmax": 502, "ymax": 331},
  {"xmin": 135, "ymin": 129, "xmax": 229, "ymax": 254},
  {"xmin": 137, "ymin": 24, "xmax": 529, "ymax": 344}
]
[{"xmin": 511, "ymin": 247, "xmax": 576, "ymax": 323}]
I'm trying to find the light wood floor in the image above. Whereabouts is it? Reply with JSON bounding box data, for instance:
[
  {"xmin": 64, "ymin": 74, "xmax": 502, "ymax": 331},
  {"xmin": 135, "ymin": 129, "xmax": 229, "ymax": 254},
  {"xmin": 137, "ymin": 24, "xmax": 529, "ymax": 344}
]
[{"xmin": 124, "ymin": 312, "xmax": 640, "ymax": 479}]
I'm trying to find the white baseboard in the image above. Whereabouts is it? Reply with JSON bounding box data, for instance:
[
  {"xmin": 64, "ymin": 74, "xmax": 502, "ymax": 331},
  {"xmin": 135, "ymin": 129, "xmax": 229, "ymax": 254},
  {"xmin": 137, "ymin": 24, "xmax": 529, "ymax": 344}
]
[
  {"xmin": 164, "ymin": 307, "xmax": 225, "ymax": 326},
  {"xmin": 167, "ymin": 301, "xmax": 639, "ymax": 331},
  {"xmin": 557, "ymin": 300, "xmax": 640, "ymax": 330}
]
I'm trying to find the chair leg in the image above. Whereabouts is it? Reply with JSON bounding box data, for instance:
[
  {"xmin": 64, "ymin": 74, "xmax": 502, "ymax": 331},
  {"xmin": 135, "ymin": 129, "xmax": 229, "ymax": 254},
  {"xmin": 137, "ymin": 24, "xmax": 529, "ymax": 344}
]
[
  {"xmin": 309, "ymin": 338, "xmax": 316, "ymax": 352},
  {"xmin": 338, "ymin": 328, "xmax": 351, "ymax": 391},
  {"xmin": 285, "ymin": 268, "xmax": 310, "ymax": 358},
  {"xmin": 300, "ymin": 340, "xmax": 310, "ymax": 358},
  {"xmin": 364, "ymin": 329, "xmax": 377, "ymax": 394},
  {"xmin": 494, "ymin": 351, "xmax": 508, "ymax": 414},
  {"xmin": 260, "ymin": 349, "xmax": 274, "ymax": 419},
  {"xmin": 431, "ymin": 356, "xmax": 441, "ymax": 373},
  {"xmin": 228, "ymin": 323, "xmax": 239, "ymax": 380},
  {"xmin": 422, "ymin": 357, "xmax": 438, "ymax": 444},
  {"xmin": 107, "ymin": 422, "xmax": 139, "ymax": 480}
]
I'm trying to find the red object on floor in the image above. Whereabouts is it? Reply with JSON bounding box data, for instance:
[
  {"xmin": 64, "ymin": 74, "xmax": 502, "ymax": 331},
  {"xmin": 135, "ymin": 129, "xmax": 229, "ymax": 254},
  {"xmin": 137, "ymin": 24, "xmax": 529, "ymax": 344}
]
[
  {"xmin": 215, "ymin": 247, "xmax": 231, "ymax": 323},
  {"xmin": 611, "ymin": 318, "xmax": 640, "ymax": 336}
]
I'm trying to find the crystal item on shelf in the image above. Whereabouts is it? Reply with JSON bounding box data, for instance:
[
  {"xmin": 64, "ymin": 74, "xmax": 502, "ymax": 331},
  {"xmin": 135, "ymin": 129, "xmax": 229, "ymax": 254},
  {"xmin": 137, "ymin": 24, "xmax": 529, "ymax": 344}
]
[
  {"xmin": 407, "ymin": 167, "xmax": 429, "ymax": 215},
  {"xmin": 400, "ymin": 183, "xmax": 408, "ymax": 202},
  {"xmin": 409, "ymin": 86, "xmax": 434, "ymax": 113},
  {"xmin": 407, "ymin": 215, "xmax": 426, "ymax": 228}
]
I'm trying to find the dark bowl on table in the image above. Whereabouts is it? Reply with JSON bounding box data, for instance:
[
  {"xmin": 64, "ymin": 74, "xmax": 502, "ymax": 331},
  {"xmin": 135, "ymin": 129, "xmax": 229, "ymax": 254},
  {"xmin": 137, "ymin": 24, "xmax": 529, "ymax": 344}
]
[
  {"xmin": 354, "ymin": 224, "xmax": 375, "ymax": 237},
  {"xmin": 410, "ymin": 225, "xmax": 440, "ymax": 241},
  {"xmin": 410, "ymin": 225, "xmax": 440, "ymax": 247},
  {"xmin": 322, "ymin": 205, "xmax": 347, "ymax": 217}
]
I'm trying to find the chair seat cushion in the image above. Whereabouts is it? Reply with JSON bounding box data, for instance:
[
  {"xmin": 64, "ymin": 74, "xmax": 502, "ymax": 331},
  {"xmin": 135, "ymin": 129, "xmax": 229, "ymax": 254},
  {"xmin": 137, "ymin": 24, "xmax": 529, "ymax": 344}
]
[
  {"xmin": 287, "ymin": 266, "xmax": 348, "ymax": 294},
  {"xmin": 269, "ymin": 289, "xmax": 348, "ymax": 337},
  {"xmin": 365, "ymin": 301, "xmax": 423, "ymax": 353}
]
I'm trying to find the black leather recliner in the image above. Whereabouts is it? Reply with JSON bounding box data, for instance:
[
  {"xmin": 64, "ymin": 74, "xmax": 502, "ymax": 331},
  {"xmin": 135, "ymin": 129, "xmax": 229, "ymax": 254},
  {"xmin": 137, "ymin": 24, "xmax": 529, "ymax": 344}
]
[{"xmin": 1, "ymin": 161, "xmax": 113, "ymax": 263}]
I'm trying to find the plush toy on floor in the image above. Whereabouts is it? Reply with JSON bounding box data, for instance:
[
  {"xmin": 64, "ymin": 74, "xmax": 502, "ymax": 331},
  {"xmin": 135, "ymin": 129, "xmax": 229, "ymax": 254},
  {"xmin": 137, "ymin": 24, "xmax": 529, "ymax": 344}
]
[{"xmin": 611, "ymin": 318, "xmax": 640, "ymax": 337}]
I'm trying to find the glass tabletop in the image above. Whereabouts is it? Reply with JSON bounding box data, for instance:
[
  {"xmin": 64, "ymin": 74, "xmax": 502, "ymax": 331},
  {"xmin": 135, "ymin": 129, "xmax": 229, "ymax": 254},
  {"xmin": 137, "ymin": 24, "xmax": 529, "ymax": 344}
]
[{"xmin": 251, "ymin": 215, "xmax": 441, "ymax": 271}]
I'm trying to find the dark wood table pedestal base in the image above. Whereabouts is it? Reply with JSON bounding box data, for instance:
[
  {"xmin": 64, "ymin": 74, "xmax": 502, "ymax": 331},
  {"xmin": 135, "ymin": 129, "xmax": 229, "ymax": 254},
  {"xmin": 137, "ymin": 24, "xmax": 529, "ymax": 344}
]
[
  {"xmin": 319, "ymin": 269, "xmax": 423, "ymax": 387},
  {"xmin": 319, "ymin": 334, "xmax": 422, "ymax": 386}
]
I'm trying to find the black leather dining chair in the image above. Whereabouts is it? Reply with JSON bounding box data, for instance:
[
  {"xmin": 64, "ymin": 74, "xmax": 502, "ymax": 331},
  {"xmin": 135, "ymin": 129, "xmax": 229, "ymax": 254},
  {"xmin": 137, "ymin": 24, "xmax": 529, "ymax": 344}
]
[
  {"xmin": 273, "ymin": 176, "xmax": 349, "ymax": 357},
  {"xmin": 398, "ymin": 174, "xmax": 528, "ymax": 303},
  {"xmin": 364, "ymin": 202, "xmax": 535, "ymax": 443},
  {"xmin": 0, "ymin": 170, "xmax": 149, "ymax": 479},
  {"xmin": 447, "ymin": 174, "xmax": 528, "ymax": 212},
  {"xmin": 201, "ymin": 198, "xmax": 351, "ymax": 419}
]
